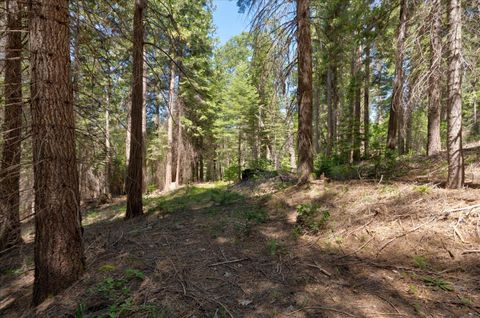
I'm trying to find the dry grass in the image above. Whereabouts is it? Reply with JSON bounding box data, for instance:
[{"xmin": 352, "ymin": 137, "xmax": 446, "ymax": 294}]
[{"xmin": 1, "ymin": 177, "xmax": 480, "ymax": 317}]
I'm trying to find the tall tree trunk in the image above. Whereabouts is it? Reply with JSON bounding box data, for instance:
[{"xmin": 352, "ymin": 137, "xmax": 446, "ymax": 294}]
[
  {"xmin": 238, "ymin": 130, "xmax": 242, "ymax": 181},
  {"xmin": 142, "ymin": 50, "xmax": 147, "ymax": 193},
  {"xmin": 353, "ymin": 46, "xmax": 362, "ymax": 162},
  {"xmin": 313, "ymin": 78, "xmax": 321, "ymax": 154},
  {"xmin": 387, "ymin": 0, "xmax": 408, "ymax": 151},
  {"xmin": 165, "ymin": 60, "xmax": 175, "ymax": 190},
  {"xmin": 104, "ymin": 83, "xmax": 111, "ymax": 198},
  {"xmin": 30, "ymin": 0, "xmax": 85, "ymax": 304},
  {"xmin": 326, "ymin": 64, "xmax": 337, "ymax": 156},
  {"xmin": 347, "ymin": 48, "xmax": 356, "ymax": 162},
  {"xmin": 446, "ymin": 0, "xmax": 464, "ymax": 189},
  {"xmin": 0, "ymin": 0, "xmax": 23, "ymax": 251},
  {"xmin": 427, "ymin": 0, "xmax": 442, "ymax": 156},
  {"xmin": 288, "ymin": 117, "xmax": 297, "ymax": 172},
  {"xmin": 296, "ymin": 0, "xmax": 313, "ymax": 184},
  {"xmin": 175, "ymin": 99, "xmax": 183, "ymax": 185},
  {"xmin": 364, "ymin": 44, "xmax": 370, "ymax": 159},
  {"xmin": 155, "ymin": 84, "xmax": 163, "ymax": 188},
  {"xmin": 397, "ymin": 97, "xmax": 406, "ymax": 154},
  {"xmin": 126, "ymin": 0, "xmax": 145, "ymax": 218},
  {"xmin": 126, "ymin": 100, "xmax": 131, "ymax": 166}
]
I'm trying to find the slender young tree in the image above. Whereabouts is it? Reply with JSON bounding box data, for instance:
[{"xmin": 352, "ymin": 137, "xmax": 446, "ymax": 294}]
[
  {"xmin": 126, "ymin": 0, "xmax": 145, "ymax": 218},
  {"xmin": 386, "ymin": 0, "xmax": 408, "ymax": 150},
  {"xmin": 30, "ymin": 0, "xmax": 85, "ymax": 305},
  {"xmin": 0, "ymin": 0, "xmax": 23, "ymax": 251},
  {"xmin": 364, "ymin": 43, "xmax": 370, "ymax": 159},
  {"xmin": 165, "ymin": 60, "xmax": 176, "ymax": 190},
  {"xmin": 353, "ymin": 45, "xmax": 362, "ymax": 162},
  {"xmin": 427, "ymin": 0, "xmax": 442, "ymax": 156},
  {"xmin": 296, "ymin": 0, "xmax": 313, "ymax": 184},
  {"xmin": 446, "ymin": 0, "xmax": 464, "ymax": 188}
]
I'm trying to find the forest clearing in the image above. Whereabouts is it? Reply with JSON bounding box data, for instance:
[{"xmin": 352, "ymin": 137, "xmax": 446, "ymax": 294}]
[
  {"xmin": 2, "ymin": 152, "xmax": 480, "ymax": 317},
  {"xmin": 0, "ymin": 0, "xmax": 479, "ymax": 316}
]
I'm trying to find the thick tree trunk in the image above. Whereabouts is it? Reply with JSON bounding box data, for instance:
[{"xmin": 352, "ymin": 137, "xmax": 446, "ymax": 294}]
[
  {"xmin": 165, "ymin": 60, "xmax": 176, "ymax": 190},
  {"xmin": 446, "ymin": 0, "xmax": 464, "ymax": 189},
  {"xmin": 0, "ymin": 0, "xmax": 23, "ymax": 251},
  {"xmin": 387, "ymin": 0, "xmax": 407, "ymax": 151},
  {"xmin": 296, "ymin": 0, "xmax": 313, "ymax": 184},
  {"xmin": 126, "ymin": 0, "xmax": 145, "ymax": 218},
  {"xmin": 427, "ymin": 0, "xmax": 442, "ymax": 156},
  {"xmin": 30, "ymin": 0, "xmax": 85, "ymax": 305},
  {"xmin": 364, "ymin": 44, "xmax": 370, "ymax": 159}
]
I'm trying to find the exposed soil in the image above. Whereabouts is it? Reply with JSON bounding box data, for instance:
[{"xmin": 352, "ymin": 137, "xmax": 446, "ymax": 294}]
[{"xmin": 1, "ymin": 176, "xmax": 480, "ymax": 317}]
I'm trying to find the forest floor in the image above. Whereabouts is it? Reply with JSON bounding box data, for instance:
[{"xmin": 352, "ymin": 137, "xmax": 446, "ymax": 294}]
[{"xmin": 2, "ymin": 159, "xmax": 480, "ymax": 317}]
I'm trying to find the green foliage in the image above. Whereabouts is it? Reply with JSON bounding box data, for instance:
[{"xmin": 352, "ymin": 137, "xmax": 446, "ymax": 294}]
[
  {"xmin": 266, "ymin": 238, "xmax": 283, "ymax": 256},
  {"xmin": 412, "ymin": 255, "xmax": 428, "ymax": 269},
  {"xmin": 296, "ymin": 203, "xmax": 330, "ymax": 233},
  {"xmin": 244, "ymin": 208, "xmax": 267, "ymax": 224},
  {"xmin": 422, "ymin": 276, "xmax": 454, "ymax": 291},
  {"xmin": 314, "ymin": 155, "xmax": 358, "ymax": 180},
  {"xmin": 74, "ymin": 303, "xmax": 86, "ymax": 318},
  {"xmin": 100, "ymin": 264, "xmax": 116, "ymax": 272},
  {"xmin": 1, "ymin": 268, "xmax": 22, "ymax": 277},
  {"xmin": 248, "ymin": 159, "xmax": 274, "ymax": 171},
  {"xmin": 224, "ymin": 164, "xmax": 240, "ymax": 181},
  {"xmin": 124, "ymin": 268, "xmax": 145, "ymax": 281},
  {"xmin": 414, "ymin": 185, "xmax": 431, "ymax": 195}
]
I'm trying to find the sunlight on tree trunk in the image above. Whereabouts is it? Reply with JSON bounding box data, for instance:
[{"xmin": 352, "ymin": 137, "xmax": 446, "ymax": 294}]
[
  {"xmin": 126, "ymin": 0, "xmax": 145, "ymax": 218},
  {"xmin": 30, "ymin": 0, "xmax": 85, "ymax": 304},
  {"xmin": 296, "ymin": 0, "xmax": 313, "ymax": 184},
  {"xmin": 446, "ymin": 0, "xmax": 464, "ymax": 189}
]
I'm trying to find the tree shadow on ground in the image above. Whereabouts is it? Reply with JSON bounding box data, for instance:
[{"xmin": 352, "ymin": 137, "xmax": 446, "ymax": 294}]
[{"xmin": 1, "ymin": 182, "xmax": 480, "ymax": 317}]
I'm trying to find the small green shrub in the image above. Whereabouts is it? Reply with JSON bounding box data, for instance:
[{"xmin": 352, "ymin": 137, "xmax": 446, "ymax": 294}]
[
  {"xmin": 244, "ymin": 208, "xmax": 267, "ymax": 224},
  {"xmin": 267, "ymin": 238, "xmax": 281, "ymax": 256},
  {"xmin": 422, "ymin": 276, "xmax": 454, "ymax": 291},
  {"xmin": 296, "ymin": 203, "xmax": 330, "ymax": 233},
  {"xmin": 414, "ymin": 185, "xmax": 431, "ymax": 194},
  {"xmin": 248, "ymin": 158, "xmax": 274, "ymax": 171},
  {"xmin": 413, "ymin": 255, "xmax": 428, "ymax": 269},
  {"xmin": 124, "ymin": 268, "xmax": 145, "ymax": 281},
  {"xmin": 224, "ymin": 164, "xmax": 240, "ymax": 181},
  {"xmin": 74, "ymin": 303, "xmax": 86, "ymax": 318}
]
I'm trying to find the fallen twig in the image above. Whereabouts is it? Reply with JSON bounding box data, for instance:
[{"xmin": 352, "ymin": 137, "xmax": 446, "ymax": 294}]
[
  {"xmin": 300, "ymin": 306, "xmax": 360, "ymax": 317},
  {"xmin": 442, "ymin": 204, "xmax": 480, "ymax": 216},
  {"xmin": 462, "ymin": 250, "xmax": 480, "ymax": 255},
  {"xmin": 377, "ymin": 217, "xmax": 436, "ymax": 256},
  {"xmin": 208, "ymin": 258, "xmax": 248, "ymax": 267},
  {"xmin": 306, "ymin": 261, "xmax": 332, "ymax": 277}
]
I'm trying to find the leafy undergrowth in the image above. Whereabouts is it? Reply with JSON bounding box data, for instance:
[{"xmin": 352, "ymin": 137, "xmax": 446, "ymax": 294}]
[
  {"xmin": 316, "ymin": 143, "xmax": 480, "ymax": 186},
  {"xmin": 1, "ymin": 179, "xmax": 480, "ymax": 317}
]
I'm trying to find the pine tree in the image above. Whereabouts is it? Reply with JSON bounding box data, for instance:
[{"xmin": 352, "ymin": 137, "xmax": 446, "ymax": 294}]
[
  {"xmin": 296, "ymin": 0, "xmax": 314, "ymax": 184},
  {"xmin": 446, "ymin": 0, "xmax": 464, "ymax": 188},
  {"xmin": 0, "ymin": 0, "xmax": 23, "ymax": 251},
  {"xmin": 125, "ymin": 0, "xmax": 145, "ymax": 218},
  {"xmin": 30, "ymin": 0, "xmax": 85, "ymax": 304}
]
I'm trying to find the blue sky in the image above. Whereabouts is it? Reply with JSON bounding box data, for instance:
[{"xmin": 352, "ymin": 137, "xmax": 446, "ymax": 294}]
[{"xmin": 212, "ymin": 0, "xmax": 250, "ymax": 46}]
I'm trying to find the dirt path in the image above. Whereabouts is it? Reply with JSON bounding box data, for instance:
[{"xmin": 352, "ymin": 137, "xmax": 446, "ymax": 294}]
[{"xmin": 1, "ymin": 181, "xmax": 479, "ymax": 317}]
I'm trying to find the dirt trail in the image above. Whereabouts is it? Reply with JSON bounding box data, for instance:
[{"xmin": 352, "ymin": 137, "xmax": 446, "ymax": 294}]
[{"xmin": 1, "ymin": 180, "xmax": 480, "ymax": 317}]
